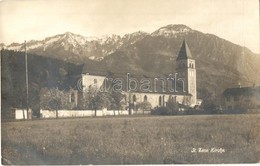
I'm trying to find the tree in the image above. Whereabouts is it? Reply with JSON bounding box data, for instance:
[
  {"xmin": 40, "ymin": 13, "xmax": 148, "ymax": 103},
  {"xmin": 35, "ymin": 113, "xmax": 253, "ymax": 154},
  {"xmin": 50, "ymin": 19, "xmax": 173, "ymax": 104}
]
[
  {"xmin": 199, "ymin": 88, "xmax": 220, "ymax": 113},
  {"xmin": 110, "ymin": 92, "xmax": 126, "ymax": 115},
  {"xmin": 97, "ymin": 92, "xmax": 113, "ymax": 109},
  {"xmin": 39, "ymin": 88, "xmax": 66, "ymax": 118},
  {"xmin": 81, "ymin": 86, "xmax": 114, "ymax": 116},
  {"xmin": 151, "ymin": 106, "xmax": 171, "ymax": 115},
  {"xmin": 167, "ymin": 96, "xmax": 178, "ymax": 114},
  {"xmin": 80, "ymin": 85, "xmax": 98, "ymax": 113},
  {"xmin": 137, "ymin": 101, "xmax": 152, "ymax": 114}
]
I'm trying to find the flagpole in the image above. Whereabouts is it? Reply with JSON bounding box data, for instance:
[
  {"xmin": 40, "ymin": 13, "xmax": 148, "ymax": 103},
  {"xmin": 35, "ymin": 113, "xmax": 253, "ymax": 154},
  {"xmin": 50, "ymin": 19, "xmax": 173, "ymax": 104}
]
[{"xmin": 25, "ymin": 40, "xmax": 29, "ymax": 119}]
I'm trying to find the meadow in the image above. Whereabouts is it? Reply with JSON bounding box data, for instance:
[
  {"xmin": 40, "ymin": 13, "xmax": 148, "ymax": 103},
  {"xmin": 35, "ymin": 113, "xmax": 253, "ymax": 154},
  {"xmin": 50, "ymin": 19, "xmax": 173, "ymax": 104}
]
[{"xmin": 1, "ymin": 114, "xmax": 260, "ymax": 164}]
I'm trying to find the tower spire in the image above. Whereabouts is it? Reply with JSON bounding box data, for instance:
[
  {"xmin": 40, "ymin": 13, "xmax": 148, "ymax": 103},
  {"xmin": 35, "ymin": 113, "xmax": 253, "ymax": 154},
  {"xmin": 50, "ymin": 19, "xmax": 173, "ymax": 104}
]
[
  {"xmin": 176, "ymin": 40, "xmax": 197, "ymax": 106},
  {"xmin": 176, "ymin": 40, "xmax": 193, "ymax": 60}
]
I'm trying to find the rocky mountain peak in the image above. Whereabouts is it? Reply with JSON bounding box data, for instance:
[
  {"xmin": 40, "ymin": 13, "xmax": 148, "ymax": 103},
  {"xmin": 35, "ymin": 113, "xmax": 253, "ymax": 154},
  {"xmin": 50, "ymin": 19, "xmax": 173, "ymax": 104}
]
[{"xmin": 152, "ymin": 24, "xmax": 193, "ymax": 37}]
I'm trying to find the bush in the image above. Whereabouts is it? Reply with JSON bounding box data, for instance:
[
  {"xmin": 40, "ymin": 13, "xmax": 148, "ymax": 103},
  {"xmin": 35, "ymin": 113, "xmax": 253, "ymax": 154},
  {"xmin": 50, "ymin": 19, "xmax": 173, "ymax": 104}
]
[{"xmin": 151, "ymin": 107, "xmax": 172, "ymax": 115}]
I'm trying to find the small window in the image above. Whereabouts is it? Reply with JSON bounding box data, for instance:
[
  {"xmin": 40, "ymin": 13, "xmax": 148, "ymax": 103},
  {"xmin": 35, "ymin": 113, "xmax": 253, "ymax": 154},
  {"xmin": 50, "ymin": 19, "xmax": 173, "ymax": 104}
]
[
  {"xmin": 235, "ymin": 105, "xmax": 240, "ymax": 109},
  {"xmin": 163, "ymin": 95, "xmax": 165, "ymax": 106},
  {"xmin": 133, "ymin": 95, "xmax": 136, "ymax": 102},
  {"xmin": 94, "ymin": 79, "xmax": 97, "ymax": 84},
  {"xmin": 171, "ymin": 96, "xmax": 174, "ymax": 102},
  {"xmin": 159, "ymin": 96, "xmax": 162, "ymax": 106},
  {"xmin": 144, "ymin": 95, "xmax": 147, "ymax": 102},
  {"xmin": 228, "ymin": 106, "xmax": 232, "ymax": 110},
  {"xmin": 71, "ymin": 93, "xmax": 75, "ymax": 103},
  {"xmin": 234, "ymin": 96, "xmax": 239, "ymax": 101},
  {"xmin": 227, "ymin": 96, "xmax": 230, "ymax": 102}
]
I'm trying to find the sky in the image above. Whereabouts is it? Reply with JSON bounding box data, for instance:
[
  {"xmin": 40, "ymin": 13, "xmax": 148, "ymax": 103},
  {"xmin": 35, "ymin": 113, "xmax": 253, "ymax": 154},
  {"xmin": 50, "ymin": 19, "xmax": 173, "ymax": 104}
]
[{"xmin": 0, "ymin": 0, "xmax": 259, "ymax": 53}]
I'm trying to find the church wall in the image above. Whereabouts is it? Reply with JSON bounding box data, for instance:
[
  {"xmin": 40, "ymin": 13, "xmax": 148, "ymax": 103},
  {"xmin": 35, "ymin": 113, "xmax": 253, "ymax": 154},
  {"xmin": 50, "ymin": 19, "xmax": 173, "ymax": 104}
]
[
  {"xmin": 82, "ymin": 74, "xmax": 106, "ymax": 91},
  {"xmin": 127, "ymin": 92, "xmax": 191, "ymax": 108}
]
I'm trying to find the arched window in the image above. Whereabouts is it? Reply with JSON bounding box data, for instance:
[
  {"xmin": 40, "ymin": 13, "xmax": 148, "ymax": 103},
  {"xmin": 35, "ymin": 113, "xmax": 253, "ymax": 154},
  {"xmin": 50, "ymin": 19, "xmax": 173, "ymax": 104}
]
[
  {"xmin": 163, "ymin": 95, "xmax": 165, "ymax": 106},
  {"xmin": 171, "ymin": 96, "xmax": 174, "ymax": 103},
  {"xmin": 71, "ymin": 93, "xmax": 75, "ymax": 103},
  {"xmin": 144, "ymin": 95, "xmax": 147, "ymax": 102},
  {"xmin": 159, "ymin": 96, "xmax": 162, "ymax": 106},
  {"xmin": 133, "ymin": 95, "xmax": 136, "ymax": 102}
]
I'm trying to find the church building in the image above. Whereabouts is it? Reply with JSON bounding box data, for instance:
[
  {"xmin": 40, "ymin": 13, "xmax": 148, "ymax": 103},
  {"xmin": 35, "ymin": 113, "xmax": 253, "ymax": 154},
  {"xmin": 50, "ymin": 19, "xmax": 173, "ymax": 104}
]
[{"xmin": 80, "ymin": 40, "xmax": 198, "ymax": 111}]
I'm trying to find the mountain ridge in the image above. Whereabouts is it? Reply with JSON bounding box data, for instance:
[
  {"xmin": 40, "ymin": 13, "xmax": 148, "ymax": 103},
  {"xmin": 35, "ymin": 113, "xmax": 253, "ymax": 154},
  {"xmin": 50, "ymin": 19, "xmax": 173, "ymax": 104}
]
[
  {"xmin": 1, "ymin": 24, "xmax": 258, "ymax": 57},
  {"xmin": 1, "ymin": 24, "xmax": 259, "ymax": 95},
  {"xmin": 1, "ymin": 30, "xmax": 149, "ymax": 63}
]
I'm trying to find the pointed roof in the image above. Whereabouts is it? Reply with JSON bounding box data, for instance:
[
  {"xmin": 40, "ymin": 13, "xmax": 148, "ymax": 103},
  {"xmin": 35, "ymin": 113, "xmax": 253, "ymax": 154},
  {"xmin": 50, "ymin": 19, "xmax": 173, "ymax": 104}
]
[{"xmin": 176, "ymin": 40, "xmax": 193, "ymax": 60}]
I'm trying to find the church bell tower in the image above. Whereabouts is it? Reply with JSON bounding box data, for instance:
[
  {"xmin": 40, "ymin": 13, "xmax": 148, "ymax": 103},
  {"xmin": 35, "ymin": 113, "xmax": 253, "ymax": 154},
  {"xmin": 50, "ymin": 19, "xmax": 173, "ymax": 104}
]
[{"xmin": 176, "ymin": 40, "xmax": 197, "ymax": 106}]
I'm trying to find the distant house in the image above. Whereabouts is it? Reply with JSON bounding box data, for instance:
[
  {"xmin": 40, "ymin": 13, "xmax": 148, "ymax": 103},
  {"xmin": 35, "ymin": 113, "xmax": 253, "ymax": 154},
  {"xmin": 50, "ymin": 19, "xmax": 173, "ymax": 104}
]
[
  {"xmin": 222, "ymin": 86, "xmax": 260, "ymax": 111},
  {"xmin": 5, "ymin": 108, "xmax": 32, "ymax": 120}
]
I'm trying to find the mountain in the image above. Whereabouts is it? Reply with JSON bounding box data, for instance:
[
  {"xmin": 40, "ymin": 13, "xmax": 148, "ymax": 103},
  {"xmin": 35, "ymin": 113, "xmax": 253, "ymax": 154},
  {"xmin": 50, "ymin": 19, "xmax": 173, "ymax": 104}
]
[
  {"xmin": 100, "ymin": 24, "xmax": 260, "ymax": 96},
  {"xmin": 1, "ymin": 24, "xmax": 259, "ymax": 97},
  {"xmin": 1, "ymin": 31, "xmax": 148, "ymax": 64}
]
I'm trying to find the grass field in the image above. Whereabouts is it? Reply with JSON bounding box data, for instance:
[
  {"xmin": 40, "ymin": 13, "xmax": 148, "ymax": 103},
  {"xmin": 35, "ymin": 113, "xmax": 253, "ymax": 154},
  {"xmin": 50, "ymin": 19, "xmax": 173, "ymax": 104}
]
[{"xmin": 1, "ymin": 114, "xmax": 260, "ymax": 164}]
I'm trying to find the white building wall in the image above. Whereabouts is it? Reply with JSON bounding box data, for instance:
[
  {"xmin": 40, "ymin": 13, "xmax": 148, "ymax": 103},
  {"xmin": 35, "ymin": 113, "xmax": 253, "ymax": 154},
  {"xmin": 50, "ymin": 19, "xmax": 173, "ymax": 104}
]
[
  {"xmin": 82, "ymin": 74, "xmax": 106, "ymax": 91},
  {"xmin": 40, "ymin": 109, "xmax": 129, "ymax": 118},
  {"xmin": 127, "ymin": 92, "xmax": 191, "ymax": 108},
  {"xmin": 15, "ymin": 109, "xmax": 32, "ymax": 119}
]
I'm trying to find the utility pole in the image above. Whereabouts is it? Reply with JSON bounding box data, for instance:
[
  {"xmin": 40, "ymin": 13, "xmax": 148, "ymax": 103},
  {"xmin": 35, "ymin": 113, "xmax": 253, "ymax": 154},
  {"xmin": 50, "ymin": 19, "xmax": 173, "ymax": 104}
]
[{"xmin": 25, "ymin": 40, "xmax": 29, "ymax": 119}]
